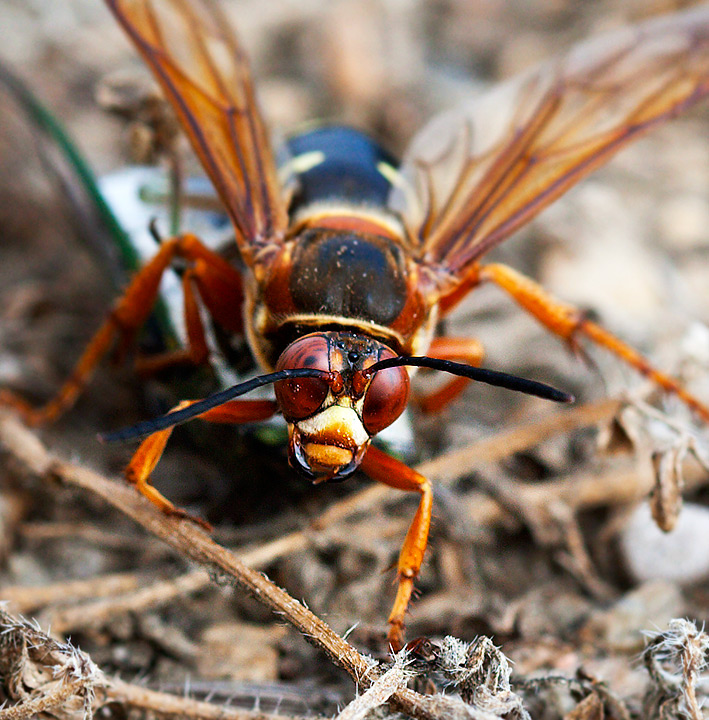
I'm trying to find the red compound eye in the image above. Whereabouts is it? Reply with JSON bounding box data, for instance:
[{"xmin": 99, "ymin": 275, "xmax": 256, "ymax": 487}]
[
  {"xmin": 275, "ymin": 334, "xmax": 332, "ymax": 420},
  {"xmin": 362, "ymin": 359, "xmax": 410, "ymax": 436}
]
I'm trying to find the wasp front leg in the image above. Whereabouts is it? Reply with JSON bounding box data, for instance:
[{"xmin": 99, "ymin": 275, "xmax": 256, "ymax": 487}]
[
  {"xmin": 124, "ymin": 398, "xmax": 277, "ymax": 528},
  {"xmin": 359, "ymin": 444, "xmax": 433, "ymax": 652},
  {"xmin": 476, "ymin": 262, "xmax": 709, "ymax": 422},
  {"xmin": 0, "ymin": 233, "xmax": 243, "ymax": 426},
  {"xmin": 416, "ymin": 337, "xmax": 486, "ymax": 414}
]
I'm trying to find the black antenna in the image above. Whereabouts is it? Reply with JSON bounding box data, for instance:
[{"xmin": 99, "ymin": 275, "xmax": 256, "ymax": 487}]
[
  {"xmin": 365, "ymin": 356, "xmax": 574, "ymax": 404},
  {"xmin": 101, "ymin": 358, "xmax": 573, "ymax": 445},
  {"xmin": 99, "ymin": 368, "xmax": 333, "ymax": 443}
]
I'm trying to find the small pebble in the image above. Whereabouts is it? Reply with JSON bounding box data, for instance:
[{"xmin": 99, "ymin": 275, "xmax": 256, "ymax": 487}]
[{"xmin": 620, "ymin": 502, "xmax": 709, "ymax": 585}]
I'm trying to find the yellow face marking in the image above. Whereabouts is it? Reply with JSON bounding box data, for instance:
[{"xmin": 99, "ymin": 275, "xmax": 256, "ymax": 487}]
[
  {"xmin": 295, "ymin": 405, "xmax": 370, "ymax": 447},
  {"xmin": 303, "ymin": 444, "xmax": 353, "ymax": 468}
]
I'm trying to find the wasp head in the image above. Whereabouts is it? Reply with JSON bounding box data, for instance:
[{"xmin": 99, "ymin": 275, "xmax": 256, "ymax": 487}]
[{"xmin": 274, "ymin": 331, "xmax": 410, "ymax": 483}]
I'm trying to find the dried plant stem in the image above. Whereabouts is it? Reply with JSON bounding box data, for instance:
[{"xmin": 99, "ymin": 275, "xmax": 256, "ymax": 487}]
[
  {"xmin": 103, "ymin": 677, "xmax": 312, "ymax": 720},
  {"xmin": 19, "ymin": 520, "xmax": 146, "ymax": 547},
  {"xmin": 418, "ymin": 397, "xmax": 622, "ymax": 483},
  {"xmin": 335, "ymin": 662, "xmax": 409, "ymax": 720},
  {"xmin": 1, "ymin": 572, "xmax": 142, "ymax": 614},
  {"xmin": 0, "ymin": 410, "xmax": 459, "ymax": 720},
  {"xmin": 678, "ymin": 626, "xmax": 707, "ymax": 720},
  {"xmin": 46, "ymin": 569, "xmax": 209, "ymax": 634}
]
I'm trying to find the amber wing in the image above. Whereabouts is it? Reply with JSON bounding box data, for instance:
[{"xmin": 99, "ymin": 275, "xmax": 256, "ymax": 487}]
[
  {"xmin": 106, "ymin": 0, "xmax": 288, "ymax": 266},
  {"xmin": 389, "ymin": 7, "xmax": 709, "ymax": 287}
]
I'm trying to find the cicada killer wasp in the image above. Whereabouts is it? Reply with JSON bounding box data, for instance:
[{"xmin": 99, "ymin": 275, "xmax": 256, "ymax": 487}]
[{"xmin": 2, "ymin": 1, "xmax": 708, "ymax": 649}]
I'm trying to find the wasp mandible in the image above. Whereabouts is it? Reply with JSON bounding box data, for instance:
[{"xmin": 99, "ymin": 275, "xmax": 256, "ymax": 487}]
[{"xmin": 2, "ymin": 1, "xmax": 708, "ymax": 650}]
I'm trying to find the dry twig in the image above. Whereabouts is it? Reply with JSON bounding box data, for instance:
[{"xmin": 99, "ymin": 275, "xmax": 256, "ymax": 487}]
[
  {"xmin": 0, "ymin": 409, "xmax": 474, "ymax": 720},
  {"xmin": 335, "ymin": 656, "xmax": 410, "ymax": 720}
]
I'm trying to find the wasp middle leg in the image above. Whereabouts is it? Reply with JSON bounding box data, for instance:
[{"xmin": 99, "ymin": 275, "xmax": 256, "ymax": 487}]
[
  {"xmin": 475, "ymin": 262, "xmax": 709, "ymax": 422},
  {"xmin": 0, "ymin": 233, "xmax": 244, "ymax": 426}
]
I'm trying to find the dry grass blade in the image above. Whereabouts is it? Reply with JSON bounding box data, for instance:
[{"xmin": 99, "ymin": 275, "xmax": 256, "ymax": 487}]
[
  {"xmin": 104, "ymin": 677, "xmax": 313, "ymax": 720},
  {"xmin": 1, "ymin": 573, "xmax": 143, "ymax": 614}
]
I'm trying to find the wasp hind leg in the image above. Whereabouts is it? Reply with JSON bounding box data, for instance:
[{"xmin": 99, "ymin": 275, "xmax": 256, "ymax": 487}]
[
  {"xmin": 359, "ymin": 444, "xmax": 433, "ymax": 652},
  {"xmin": 0, "ymin": 233, "xmax": 243, "ymax": 426},
  {"xmin": 478, "ymin": 262, "xmax": 709, "ymax": 422},
  {"xmin": 124, "ymin": 398, "xmax": 277, "ymax": 529},
  {"xmin": 134, "ymin": 244, "xmax": 246, "ymax": 374}
]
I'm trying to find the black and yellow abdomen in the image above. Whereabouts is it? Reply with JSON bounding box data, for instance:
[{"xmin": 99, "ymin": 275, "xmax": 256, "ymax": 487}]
[
  {"xmin": 248, "ymin": 127, "xmax": 436, "ymax": 370},
  {"xmin": 285, "ymin": 126, "xmax": 398, "ymax": 210}
]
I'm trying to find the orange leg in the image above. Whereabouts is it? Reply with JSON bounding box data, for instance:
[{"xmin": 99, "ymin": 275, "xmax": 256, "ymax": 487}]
[
  {"xmin": 416, "ymin": 336, "xmax": 486, "ymax": 414},
  {"xmin": 125, "ymin": 398, "xmax": 277, "ymax": 528},
  {"xmin": 134, "ymin": 266, "xmax": 209, "ymax": 374},
  {"xmin": 437, "ymin": 264, "xmax": 483, "ymax": 316},
  {"xmin": 479, "ymin": 262, "xmax": 709, "ymax": 422},
  {"xmin": 359, "ymin": 444, "xmax": 433, "ymax": 652},
  {"xmin": 0, "ymin": 233, "xmax": 243, "ymax": 426}
]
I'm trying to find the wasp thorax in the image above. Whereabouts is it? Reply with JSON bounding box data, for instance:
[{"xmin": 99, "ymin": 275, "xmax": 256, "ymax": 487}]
[{"xmin": 274, "ymin": 331, "xmax": 410, "ymax": 482}]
